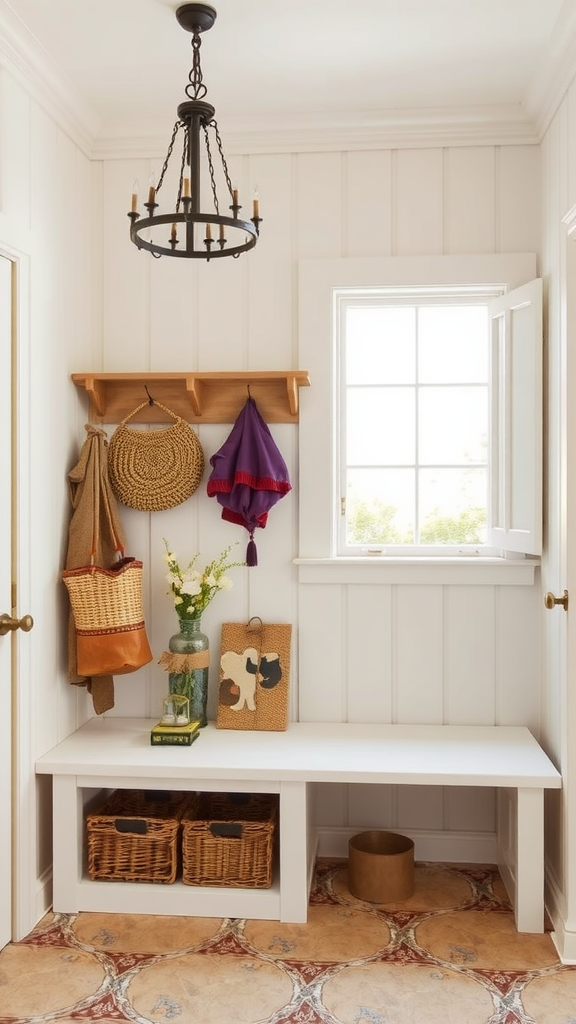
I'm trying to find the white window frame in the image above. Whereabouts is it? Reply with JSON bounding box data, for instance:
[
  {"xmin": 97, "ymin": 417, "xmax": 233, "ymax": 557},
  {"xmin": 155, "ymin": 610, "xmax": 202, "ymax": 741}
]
[
  {"xmin": 297, "ymin": 254, "xmax": 540, "ymax": 585},
  {"xmin": 336, "ymin": 286, "xmax": 500, "ymax": 557}
]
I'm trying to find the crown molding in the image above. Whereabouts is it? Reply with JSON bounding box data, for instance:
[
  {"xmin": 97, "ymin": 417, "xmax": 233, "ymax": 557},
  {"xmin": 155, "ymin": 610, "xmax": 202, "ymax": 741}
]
[
  {"xmin": 0, "ymin": 0, "xmax": 100, "ymax": 156},
  {"xmin": 93, "ymin": 106, "xmax": 539, "ymax": 161},
  {"xmin": 523, "ymin": 0, "xmax": 576, "ymax": 139}
]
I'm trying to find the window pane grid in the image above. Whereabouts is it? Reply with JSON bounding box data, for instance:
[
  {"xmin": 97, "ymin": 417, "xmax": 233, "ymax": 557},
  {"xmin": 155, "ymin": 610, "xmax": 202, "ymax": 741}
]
[{"xmin": 340, "ymin": 296, "xmax": 490, "ymax": 552}]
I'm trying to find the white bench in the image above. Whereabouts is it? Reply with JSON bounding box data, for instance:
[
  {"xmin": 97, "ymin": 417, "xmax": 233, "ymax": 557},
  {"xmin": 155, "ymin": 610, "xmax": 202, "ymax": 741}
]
[{"xmin": 35, "ymin": 718, "xmax": 561, "ymax": 933}]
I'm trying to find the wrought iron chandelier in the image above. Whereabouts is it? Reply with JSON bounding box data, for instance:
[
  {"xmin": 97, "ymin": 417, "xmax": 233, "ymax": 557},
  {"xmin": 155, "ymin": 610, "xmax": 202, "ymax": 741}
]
[{"xmin": 128, "ymin": 3, "xmax": 261, "ymax": 260}]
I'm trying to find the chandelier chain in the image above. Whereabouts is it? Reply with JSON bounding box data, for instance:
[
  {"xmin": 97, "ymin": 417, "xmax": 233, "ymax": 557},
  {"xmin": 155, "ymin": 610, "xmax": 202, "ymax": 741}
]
[
  {"xmin": 156, "ymin": 121, "xmax": 183, "ymax": 194},
  {"xmin": 185, "ymin": 30, "xmax": 207, "ymax": 102},
  {"xmin": 212, "ymin": 121, "xmax": 234, "ymax": 200},
  {"xmin": 203, "ymin": 124, "xmax": 220, "ymax": 215}
]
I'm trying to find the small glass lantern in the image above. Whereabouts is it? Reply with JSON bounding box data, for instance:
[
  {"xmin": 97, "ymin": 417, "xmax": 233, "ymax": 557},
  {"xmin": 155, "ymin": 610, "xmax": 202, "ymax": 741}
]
[{"xmin": 161, "ymin": 693, "xmax": 190, "ymax": 727}]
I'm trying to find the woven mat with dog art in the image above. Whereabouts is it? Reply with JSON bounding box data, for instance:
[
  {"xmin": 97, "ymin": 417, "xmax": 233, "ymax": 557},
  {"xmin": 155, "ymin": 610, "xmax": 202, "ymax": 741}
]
[{"xmin": 216, "ymin": 618, "xmax": 291, "ymax": 731}]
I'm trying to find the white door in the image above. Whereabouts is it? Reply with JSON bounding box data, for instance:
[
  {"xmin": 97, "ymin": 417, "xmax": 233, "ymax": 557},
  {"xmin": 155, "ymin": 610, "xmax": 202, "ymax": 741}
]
[
  {"xmin": 0, "ymin": 253, "xmax": 14, "ymax": 948},
  {"xmin": 552, "ymin": 211, "xmax": 576, "ymax": 960}
]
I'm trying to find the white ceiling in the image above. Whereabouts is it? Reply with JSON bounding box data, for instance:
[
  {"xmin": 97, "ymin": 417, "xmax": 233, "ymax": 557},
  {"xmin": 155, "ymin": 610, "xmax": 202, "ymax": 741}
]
[{"xmin": 1, "ymin": 0, "xmax": 575, "ymax": 152}]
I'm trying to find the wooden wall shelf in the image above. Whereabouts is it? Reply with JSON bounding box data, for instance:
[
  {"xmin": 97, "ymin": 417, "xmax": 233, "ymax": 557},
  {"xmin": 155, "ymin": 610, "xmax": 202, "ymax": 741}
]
[{"xmin": 71, "ymin": 371, "xmax": 311, "ymax": 424}]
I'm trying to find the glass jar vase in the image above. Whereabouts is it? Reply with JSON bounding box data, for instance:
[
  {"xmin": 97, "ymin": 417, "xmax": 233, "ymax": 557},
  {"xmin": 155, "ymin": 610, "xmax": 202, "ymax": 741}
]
[{"xmin": 167, "ymin": 617, "xmax": 209, "ymax": 727}]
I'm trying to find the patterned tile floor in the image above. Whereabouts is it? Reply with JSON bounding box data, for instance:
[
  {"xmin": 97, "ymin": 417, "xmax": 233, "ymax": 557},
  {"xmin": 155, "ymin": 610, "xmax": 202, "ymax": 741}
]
[{"xmin": 0, "ymin": 860, "xmax": 575, "ymax": 1024}]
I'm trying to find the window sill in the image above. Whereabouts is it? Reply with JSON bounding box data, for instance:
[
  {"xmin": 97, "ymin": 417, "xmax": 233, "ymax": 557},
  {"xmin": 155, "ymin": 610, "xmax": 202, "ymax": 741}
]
[{"xmin": 294, "ymin": 557, "xmax": 540, "ymax": 586}]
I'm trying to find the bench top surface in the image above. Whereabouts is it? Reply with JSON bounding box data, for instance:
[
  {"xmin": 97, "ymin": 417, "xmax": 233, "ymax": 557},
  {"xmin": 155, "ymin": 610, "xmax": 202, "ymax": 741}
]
[{"xmin": 35, "ymin": 719, "xmax": 561, "ymax": 788}]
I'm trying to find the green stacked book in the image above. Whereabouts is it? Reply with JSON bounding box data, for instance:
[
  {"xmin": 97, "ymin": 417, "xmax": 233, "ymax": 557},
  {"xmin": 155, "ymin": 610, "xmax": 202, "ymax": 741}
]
[{"xmin": 150, "ymin": 719, "xmax": 201, "ymax": 746}]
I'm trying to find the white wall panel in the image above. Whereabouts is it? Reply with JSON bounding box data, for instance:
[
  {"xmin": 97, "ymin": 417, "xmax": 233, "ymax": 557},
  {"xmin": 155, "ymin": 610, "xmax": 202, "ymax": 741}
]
[
  {"xmin": 394, "ymin": 148, "xmax": 443, "ymax": 255},
  {"xmin": 246, "ymin": 153, "xmax": 295, "ymax": 366},
  {"xmin": 499, "ymin": 146, "xmax": 541, "ymax": 255},
  {"xmin": 395, "ymin": 585, "xmax": 444, "ymax": 722},
  {"xmin": 197, "ymin": 247, "xmax": 247, "ymax": 370},
  {"xmin": 346, "ymin": 150, "xmax": 393, "ymax": 257},
  {"xmin": 444, "ymin": 585, "xmax": 496, "ymax": 725},
  {"xmin": 397, "ymin": 784, "xmax": 444, "ymax": 831},
  {"xmin": 102, "ymin": 159, "xmax": 150, "ymax": 368},
  {"xmin": 55, "ymin": 132, "xmax": 78, "ymax": 335},
  {"xmin": 0, "ymin": 70, "xmax": 30, "ymax": 224},
  {"xmin": 348, "ymin": 783, "xmax": 393, "ymax": 829},
  {"xmin": 298, "ymin": 583, "xmax": 344, "ymax": 721},
  {"xmin": 346, "ymin": 584, "xmax": 393, "ymax": 723},
  {"xmin": 444, "ymin": 147, "xmax": 495, "ymax": 254},
  {"xmin": 299, "ymin": 579, "xmax": 539, "ymax": 729},
  {"xmin": 566, "ymin": 80, "xmax": 576, "ymax": 217},
  {"xmin": 496, "ymin": 583, "xmax": 541, "ymax": 731},
  {"xmin": 314, "ymin": 783, "xmax": 348, "ymax": 828},
  {"xmin": 27, "ymin": 106, "xmax": 94, "ymax": 742},
  {"xmin": 30, "ymin": 116, "xmax": 77, "ymax": 749},
  {"xmin": 149, "ymin": 255, "xmax": 200, "ymax": 369},
  {"xmin": 296, "ymin": 152, "xmax": 343, "ymax": 258},
  {"xmin": 145, "ymin": 155, "xmax": 201, "ymax": 370},
  {"xmin": 446, "ymin": 787, "xmax": 496, "ymax": 833}
]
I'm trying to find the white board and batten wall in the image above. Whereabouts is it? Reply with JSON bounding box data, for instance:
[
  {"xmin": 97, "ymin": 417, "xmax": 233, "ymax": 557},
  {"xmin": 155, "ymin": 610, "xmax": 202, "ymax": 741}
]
[
  {"xmin": 99, "ymin": 147, "xmax": 543, "ymax": 866},
  {"xmin": 0, "ymin": 16, "xmax": 545, "ymax": 934}
]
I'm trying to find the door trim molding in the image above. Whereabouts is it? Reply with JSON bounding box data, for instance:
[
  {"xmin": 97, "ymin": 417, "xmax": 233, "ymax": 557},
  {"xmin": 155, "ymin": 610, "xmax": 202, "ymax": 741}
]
[{"xmin": 1, "ymin": 241, "xmax": 36, "ymax": 941}]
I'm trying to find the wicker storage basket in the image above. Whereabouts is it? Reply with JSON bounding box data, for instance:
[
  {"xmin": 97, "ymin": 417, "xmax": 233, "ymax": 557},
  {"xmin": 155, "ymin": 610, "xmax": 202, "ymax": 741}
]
[
  {"xmin": 86, "ymin": 789, "xmax": 193, "ymax": 883},
  {"xmin": 181, "ymin": 792, "xmax": 278, "ymax": 888}
]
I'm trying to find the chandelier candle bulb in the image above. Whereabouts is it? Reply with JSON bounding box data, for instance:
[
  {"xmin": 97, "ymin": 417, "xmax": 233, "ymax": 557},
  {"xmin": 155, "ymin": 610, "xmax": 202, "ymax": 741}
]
[
  {"xmin": 130, "ymin": 183, "xmax": 139, "ymax": 213},
  {"xmin": 170, "ymin": 223, "xmax": 178, "ymax": 242},
  {"xmin": 183, "ymin": 174, "xmax": 191, "ymax": 198},
  {"xmin": 206, "ymin": 222, "xmax": 212, "ymax": 240}
]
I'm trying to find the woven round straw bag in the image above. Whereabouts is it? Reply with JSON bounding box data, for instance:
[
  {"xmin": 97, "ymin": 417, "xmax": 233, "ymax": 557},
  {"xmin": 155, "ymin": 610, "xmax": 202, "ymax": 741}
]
[{"xmin": 108, "ymin": 400, "xmax": 205, "ymax": 511}]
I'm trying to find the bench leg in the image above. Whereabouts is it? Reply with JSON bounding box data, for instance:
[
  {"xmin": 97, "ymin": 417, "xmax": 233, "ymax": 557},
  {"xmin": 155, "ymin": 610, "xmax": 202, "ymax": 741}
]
[
  {"xmin": 52, "ymin": 775, "xmax": 81, "ymax": 913},
  {"xmin": 279, "ymin": 780, "xmax": 310, "ymax": 923},
  {"xmin": 515, "ymin": 786, "xmax": 544, "ymax": 933}
]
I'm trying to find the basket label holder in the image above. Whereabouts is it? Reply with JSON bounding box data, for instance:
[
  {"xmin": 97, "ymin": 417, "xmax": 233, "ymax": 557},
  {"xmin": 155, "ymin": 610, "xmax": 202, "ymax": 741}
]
[
  {"xmin": 209, "ymin": 822, "xmax": 243, "ymax": 839},
  {"xmin": 114, "ymin": 818, "xmax": 148, "ymax": 834}
]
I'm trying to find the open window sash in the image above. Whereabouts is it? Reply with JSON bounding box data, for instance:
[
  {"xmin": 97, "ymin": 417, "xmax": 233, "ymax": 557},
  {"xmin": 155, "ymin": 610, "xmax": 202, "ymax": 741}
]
[{"xmin": 489, "ymin": 278, "xmax": 542, "ymax": 556}]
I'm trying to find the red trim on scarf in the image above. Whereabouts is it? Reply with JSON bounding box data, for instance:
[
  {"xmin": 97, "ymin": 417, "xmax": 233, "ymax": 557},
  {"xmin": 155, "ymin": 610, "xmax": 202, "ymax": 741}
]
[
  {"xmin": 221, "ymin": 508, "xmax": 269, "ymax": 528},
  {"xmin": 206, "ymin": 471, "xmax": 291, "ymax": 498}
]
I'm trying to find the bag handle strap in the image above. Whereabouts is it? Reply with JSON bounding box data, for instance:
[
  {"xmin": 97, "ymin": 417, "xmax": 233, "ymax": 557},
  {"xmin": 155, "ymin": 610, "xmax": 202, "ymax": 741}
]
[
  {"xmin": 89, "ymin": 429, "xmax": 100, "ymax": 563},
  {"xmin": 119, "ymin": 399, "xmax": 180, "ymax": 426},
  {"xmin": 88, "ymin": 427, "xmax": 124, "ymax": 564}
]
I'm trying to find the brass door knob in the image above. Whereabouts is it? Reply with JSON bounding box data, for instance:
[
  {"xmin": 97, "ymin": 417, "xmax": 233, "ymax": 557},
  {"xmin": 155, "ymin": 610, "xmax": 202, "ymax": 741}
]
[
  {"xmin": 0, "ymin": 613, "xmax": 34, "ymax": 635},
  {"xmin": 544, "ymin": 590, "xmax": 569, "ymax": 611}
]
